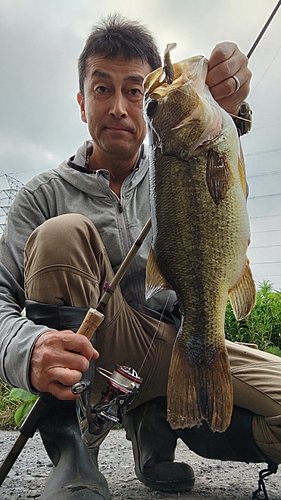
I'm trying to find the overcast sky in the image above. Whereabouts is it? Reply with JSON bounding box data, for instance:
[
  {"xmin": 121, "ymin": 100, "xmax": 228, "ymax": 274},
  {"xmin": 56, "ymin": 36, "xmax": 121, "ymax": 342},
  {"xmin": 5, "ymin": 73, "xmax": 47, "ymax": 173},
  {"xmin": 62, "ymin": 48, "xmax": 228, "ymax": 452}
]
[{"xmin": 1, "ymin": 0, "xmax": 281, "ymax": 290}]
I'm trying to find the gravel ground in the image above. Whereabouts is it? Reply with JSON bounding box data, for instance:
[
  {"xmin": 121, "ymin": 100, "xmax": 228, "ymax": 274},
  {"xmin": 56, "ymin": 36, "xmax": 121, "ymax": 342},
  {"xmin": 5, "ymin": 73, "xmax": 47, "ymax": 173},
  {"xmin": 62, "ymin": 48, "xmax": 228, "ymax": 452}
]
[{"xmin": 0, "ymin": 428, "xmax": 280, "ymax": 500}]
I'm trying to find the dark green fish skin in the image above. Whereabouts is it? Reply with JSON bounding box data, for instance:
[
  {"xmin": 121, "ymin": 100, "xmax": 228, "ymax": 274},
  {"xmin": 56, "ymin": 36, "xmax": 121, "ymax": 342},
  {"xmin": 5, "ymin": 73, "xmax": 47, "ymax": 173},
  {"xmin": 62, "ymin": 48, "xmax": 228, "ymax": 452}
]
[{"xmin": 144, "ymin": 53, "xmax": 256, "ymax": 432}]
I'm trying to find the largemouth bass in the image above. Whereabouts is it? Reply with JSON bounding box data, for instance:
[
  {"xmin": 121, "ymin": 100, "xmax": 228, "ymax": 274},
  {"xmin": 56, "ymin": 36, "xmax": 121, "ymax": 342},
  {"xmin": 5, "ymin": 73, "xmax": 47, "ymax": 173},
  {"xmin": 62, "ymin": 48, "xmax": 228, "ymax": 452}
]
[{"xmin": 144, "ymin": 45, "xmax": 256, "ymax": 432}]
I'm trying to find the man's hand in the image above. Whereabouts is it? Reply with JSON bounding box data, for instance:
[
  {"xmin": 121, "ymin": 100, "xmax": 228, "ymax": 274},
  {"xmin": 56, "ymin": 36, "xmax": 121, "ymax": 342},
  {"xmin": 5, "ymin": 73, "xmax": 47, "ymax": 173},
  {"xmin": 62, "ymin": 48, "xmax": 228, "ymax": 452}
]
[
  {"xmin": 30, "ymin": 330, "xmax": 99, "ymax": 399},
  {"xmin": 206, "ymin": 42, "xmax": 252, "ymax": 116}
]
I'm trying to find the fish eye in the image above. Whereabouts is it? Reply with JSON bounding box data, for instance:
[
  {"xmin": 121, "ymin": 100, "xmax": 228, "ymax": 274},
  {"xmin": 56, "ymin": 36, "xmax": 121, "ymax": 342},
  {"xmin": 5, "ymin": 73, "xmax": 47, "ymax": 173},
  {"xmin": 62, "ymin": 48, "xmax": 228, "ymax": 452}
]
[{"xmin": 146, "ymin": 99, "xmax": 158, "ymax": 117}]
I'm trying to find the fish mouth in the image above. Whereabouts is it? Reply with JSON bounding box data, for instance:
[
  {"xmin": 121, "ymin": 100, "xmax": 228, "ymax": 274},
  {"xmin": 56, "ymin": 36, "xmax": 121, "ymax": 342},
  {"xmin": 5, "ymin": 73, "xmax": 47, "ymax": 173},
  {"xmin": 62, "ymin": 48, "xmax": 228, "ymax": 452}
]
[
  {"xmin": 144, "ymin": 55, "xmax": 208, "ymax": 99},
  {"xmin": 143, "ymin": 55, "xmax": 209, "ymax": 131},
  {"xmin": 144, "ymin": 53, "xmax": 223, "ymax": 151}
]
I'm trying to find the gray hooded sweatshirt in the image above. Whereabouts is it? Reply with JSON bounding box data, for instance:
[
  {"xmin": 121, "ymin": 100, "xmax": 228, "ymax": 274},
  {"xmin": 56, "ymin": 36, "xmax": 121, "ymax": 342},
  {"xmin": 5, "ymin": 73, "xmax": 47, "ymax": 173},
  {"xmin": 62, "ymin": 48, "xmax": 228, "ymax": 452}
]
[{"xmin": 0, "ymin": 141, "xmax": 176, "ymax": 392}]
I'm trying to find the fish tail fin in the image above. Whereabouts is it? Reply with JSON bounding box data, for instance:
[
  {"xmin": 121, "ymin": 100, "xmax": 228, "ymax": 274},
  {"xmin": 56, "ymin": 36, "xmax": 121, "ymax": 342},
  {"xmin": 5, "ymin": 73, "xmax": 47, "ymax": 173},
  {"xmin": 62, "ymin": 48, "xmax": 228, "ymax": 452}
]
[
  {"xmin": 229, "ymin": 258, "xmax": 256, "ymax": 320},
  {"xmin": 167, "ymin": 336, "xmax": 233, "ymax": 432}
]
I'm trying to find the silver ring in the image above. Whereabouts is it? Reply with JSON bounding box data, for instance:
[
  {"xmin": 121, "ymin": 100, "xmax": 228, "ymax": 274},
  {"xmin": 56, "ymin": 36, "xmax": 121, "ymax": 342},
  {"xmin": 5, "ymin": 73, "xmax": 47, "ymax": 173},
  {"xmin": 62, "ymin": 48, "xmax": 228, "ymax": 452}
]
[{"xmin": 232, "ymin": 75, "xmax": 241, "ymax": 93}]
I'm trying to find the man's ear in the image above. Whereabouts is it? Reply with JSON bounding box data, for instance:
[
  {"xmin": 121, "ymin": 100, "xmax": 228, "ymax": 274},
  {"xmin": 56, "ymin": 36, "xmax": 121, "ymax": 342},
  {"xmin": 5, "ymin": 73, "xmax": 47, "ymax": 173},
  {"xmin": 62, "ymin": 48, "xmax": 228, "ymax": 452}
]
[{"xmin": 77, "ymin": 92, "xmax": 87, "ymax": 123}]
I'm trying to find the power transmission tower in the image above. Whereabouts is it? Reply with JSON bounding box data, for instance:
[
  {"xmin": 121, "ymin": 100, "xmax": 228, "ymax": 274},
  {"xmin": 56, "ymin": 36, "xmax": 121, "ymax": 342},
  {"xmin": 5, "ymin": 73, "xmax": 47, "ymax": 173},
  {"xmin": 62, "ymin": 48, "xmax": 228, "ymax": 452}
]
[{"xmin": 0, "ymin": 175, "xmax": 24, "ymax": 234}]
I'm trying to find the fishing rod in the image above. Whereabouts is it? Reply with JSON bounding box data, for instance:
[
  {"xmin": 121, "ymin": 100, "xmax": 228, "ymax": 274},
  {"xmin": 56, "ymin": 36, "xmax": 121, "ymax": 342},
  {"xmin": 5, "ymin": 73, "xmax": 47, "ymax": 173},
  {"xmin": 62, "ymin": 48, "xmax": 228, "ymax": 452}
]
[
  {"xmin": 0, "ymin": 218, "xmax": 152, "ymax": 485},
  {"xmin": 247, "ymin": 0, "xmax": 281, "ymax": 59}
]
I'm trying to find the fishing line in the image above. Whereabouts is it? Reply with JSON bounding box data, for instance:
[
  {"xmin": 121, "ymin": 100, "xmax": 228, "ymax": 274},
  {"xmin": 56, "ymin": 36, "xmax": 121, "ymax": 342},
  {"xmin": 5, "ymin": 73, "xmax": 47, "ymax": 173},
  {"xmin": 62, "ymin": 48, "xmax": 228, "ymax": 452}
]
[
  {"xmin": 137, "ymin": 291, "xmax": 173, "ymax": 376},
  {"xmin": 250, "ymin": 43, "xmax": 281, "ymax": 96}
]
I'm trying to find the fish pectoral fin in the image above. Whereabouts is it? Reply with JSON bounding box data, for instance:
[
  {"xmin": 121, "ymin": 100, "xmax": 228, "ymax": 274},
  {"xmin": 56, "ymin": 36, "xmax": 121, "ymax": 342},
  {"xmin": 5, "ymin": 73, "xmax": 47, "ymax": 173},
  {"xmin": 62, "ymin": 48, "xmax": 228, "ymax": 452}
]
[
  {"xmin": 167, "ymin": 336, "xmax": 233, "ymax": 432},
  {"xmin": 206, "ymin": 149, "xmax": 234, "ymax": 205},
  {"xmin": 145, "ymin": 248, "xmax": 171, "ymax": 299},
  {"xmin": 228, "ymin": 258, "xmax": 256, "ymax": 320}
]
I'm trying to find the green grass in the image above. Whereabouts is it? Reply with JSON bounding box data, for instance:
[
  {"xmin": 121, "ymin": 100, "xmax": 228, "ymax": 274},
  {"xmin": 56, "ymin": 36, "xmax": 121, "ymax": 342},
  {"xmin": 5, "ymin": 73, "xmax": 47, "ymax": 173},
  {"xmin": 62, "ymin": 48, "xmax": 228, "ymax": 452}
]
[{"xmin": 0, "ymin": 280, "xmax": 280, "ymax": 428}]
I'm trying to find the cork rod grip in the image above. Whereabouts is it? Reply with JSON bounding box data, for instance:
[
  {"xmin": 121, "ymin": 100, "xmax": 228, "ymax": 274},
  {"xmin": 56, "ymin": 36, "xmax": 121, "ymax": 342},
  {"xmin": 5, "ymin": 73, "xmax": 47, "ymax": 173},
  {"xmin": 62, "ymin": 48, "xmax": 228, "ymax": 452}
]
[{"xmin": 76, "ymin": 308, "xmax": 104, "ymax": 340}]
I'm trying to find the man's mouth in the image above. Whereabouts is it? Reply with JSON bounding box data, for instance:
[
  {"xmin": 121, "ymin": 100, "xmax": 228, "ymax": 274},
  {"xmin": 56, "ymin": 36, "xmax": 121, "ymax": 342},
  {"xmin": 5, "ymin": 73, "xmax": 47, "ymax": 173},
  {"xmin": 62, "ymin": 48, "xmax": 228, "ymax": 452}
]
[
  {"xmin": 104, "ymin": 124, "xmax": 133, "ymax": 134},
  {"xmin": 106, "ymin": 127, "xmax": 131, "ymax": 133}
]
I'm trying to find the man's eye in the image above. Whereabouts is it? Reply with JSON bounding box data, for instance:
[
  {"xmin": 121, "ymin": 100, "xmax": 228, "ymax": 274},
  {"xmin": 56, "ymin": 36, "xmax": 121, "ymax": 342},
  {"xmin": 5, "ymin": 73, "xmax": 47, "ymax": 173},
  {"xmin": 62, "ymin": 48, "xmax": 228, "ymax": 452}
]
[
  {"xmin": 129, "ymin": 88, "xmax": 143, "ymax": 96},
  {"xmin": 96, "ymin": 86, "xmax": 108, "ymax": 94}
]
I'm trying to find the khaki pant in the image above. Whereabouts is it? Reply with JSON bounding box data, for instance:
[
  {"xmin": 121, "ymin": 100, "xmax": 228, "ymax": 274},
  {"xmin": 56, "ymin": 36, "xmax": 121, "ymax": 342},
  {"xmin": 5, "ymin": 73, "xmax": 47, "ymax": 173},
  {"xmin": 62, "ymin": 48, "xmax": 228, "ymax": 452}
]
[{"xmin": 24, "ymin": 214, "xmax": 281, "ymax": 464}]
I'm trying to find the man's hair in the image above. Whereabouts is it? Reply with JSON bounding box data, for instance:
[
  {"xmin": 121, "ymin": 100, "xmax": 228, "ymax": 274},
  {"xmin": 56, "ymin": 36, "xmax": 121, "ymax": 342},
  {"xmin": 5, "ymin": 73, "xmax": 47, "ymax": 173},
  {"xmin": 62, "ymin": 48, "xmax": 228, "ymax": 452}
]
[{"xmin": 78, "ymin": 13, "xmax": 162, "ymax": 95}]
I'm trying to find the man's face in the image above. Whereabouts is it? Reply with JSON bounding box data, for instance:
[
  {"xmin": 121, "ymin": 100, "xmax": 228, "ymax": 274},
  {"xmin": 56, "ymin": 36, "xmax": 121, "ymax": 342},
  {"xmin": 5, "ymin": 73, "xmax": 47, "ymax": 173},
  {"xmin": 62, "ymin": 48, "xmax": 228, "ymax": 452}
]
[{"xmin": 77, "ymin": 55, "xmax": 152, "ymax": 161}]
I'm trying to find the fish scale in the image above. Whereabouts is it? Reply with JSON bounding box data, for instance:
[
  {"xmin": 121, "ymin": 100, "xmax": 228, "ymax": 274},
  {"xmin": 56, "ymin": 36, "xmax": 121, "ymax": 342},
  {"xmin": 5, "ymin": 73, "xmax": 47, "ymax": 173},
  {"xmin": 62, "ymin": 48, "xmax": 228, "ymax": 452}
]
[{"xmin": 144, "ymin": 49, "xmax": 256, "ymax": 432}]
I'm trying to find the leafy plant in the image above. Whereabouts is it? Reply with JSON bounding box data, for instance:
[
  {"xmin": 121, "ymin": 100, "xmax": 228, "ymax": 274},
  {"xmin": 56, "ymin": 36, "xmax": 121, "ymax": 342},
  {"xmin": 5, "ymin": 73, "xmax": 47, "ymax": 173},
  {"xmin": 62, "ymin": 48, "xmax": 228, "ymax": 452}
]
[
  {"xmin": 8, "ymin": 387, "xmax": 38, "ymax": 427},
  {"xmin": 225, "ymin": 280, "xmax": 281, "ymax": 353},
  {"xmin": 0, "ymin": 381, "xmax": 19, "ymax": 428}
]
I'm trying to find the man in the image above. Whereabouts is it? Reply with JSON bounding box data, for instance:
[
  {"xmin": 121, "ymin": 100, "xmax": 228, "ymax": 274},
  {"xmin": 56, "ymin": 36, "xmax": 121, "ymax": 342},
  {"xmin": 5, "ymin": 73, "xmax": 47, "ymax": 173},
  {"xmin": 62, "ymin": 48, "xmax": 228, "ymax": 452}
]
[{"xmin": 0, "ymin": 13, "xmax": 280, "ymax": 500}]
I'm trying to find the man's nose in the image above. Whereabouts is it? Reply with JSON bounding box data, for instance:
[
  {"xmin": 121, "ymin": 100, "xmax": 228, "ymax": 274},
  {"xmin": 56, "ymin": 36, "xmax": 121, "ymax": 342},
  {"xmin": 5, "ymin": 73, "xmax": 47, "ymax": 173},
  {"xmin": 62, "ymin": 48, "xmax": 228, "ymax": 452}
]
[{"xmin": 109, "ymin": 92, "xmax": 128, "ymax": 118}]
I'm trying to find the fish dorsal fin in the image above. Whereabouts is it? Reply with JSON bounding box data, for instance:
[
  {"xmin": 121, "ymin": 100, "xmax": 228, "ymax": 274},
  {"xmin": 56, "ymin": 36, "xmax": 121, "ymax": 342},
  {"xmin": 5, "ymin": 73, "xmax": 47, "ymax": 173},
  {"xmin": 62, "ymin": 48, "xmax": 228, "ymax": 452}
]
[
  {"xmin": 206, "ymin": 149, "xmax": 234, "ymax": 205},
  {"xmin": 146, "ymin": 247, "xmax": 171, "ymax": 299},
  {"xmin": 228, "ymin": 259, "xmax": 256, "ymax": 320}
]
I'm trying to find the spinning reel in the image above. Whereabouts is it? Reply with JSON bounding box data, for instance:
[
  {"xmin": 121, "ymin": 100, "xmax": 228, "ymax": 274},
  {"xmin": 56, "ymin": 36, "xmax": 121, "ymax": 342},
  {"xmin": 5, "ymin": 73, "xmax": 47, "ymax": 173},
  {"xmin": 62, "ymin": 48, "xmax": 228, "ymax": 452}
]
[{"xmin": 73, "ymin": 364, "xmax": 142, "ymax": 435}]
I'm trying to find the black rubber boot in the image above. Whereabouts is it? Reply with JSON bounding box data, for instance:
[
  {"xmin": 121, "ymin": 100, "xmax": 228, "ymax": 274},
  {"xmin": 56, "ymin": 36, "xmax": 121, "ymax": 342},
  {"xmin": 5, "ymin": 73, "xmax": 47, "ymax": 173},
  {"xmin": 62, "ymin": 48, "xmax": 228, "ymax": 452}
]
[
  {"xmin": 176, "ymin": 405, "xmax": 274, "ymax": 464},
  {"xmin": 176, "ymin": 406, "xmax": 279, "ymax": 500},
  {"xmin": 26, "ymin": 300, "xmax": 111, "ymax": 500},
  {"xmin": 124, "ymin": 397, "xmax": 195, "ymax": 492},
  {"xmin": 39, "ymin": 400, "xmax": 111, "ymax": 500}
]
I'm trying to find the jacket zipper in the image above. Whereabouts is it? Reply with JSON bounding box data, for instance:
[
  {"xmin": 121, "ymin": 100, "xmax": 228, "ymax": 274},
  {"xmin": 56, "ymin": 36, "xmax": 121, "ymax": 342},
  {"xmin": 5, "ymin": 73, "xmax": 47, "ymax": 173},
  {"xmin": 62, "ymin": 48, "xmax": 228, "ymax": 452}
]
[{"xmin": 117, "ymin": 200, "xmax": 131, "ymax": 255}]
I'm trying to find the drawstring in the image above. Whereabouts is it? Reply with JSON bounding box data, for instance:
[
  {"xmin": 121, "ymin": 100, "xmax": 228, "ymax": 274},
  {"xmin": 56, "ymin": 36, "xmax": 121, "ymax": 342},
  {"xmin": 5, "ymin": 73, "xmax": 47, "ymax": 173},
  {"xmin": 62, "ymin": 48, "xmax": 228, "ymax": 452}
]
[{"xmin": 252, "ymin": 463, "xmax": 278, "ymax": 499}]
